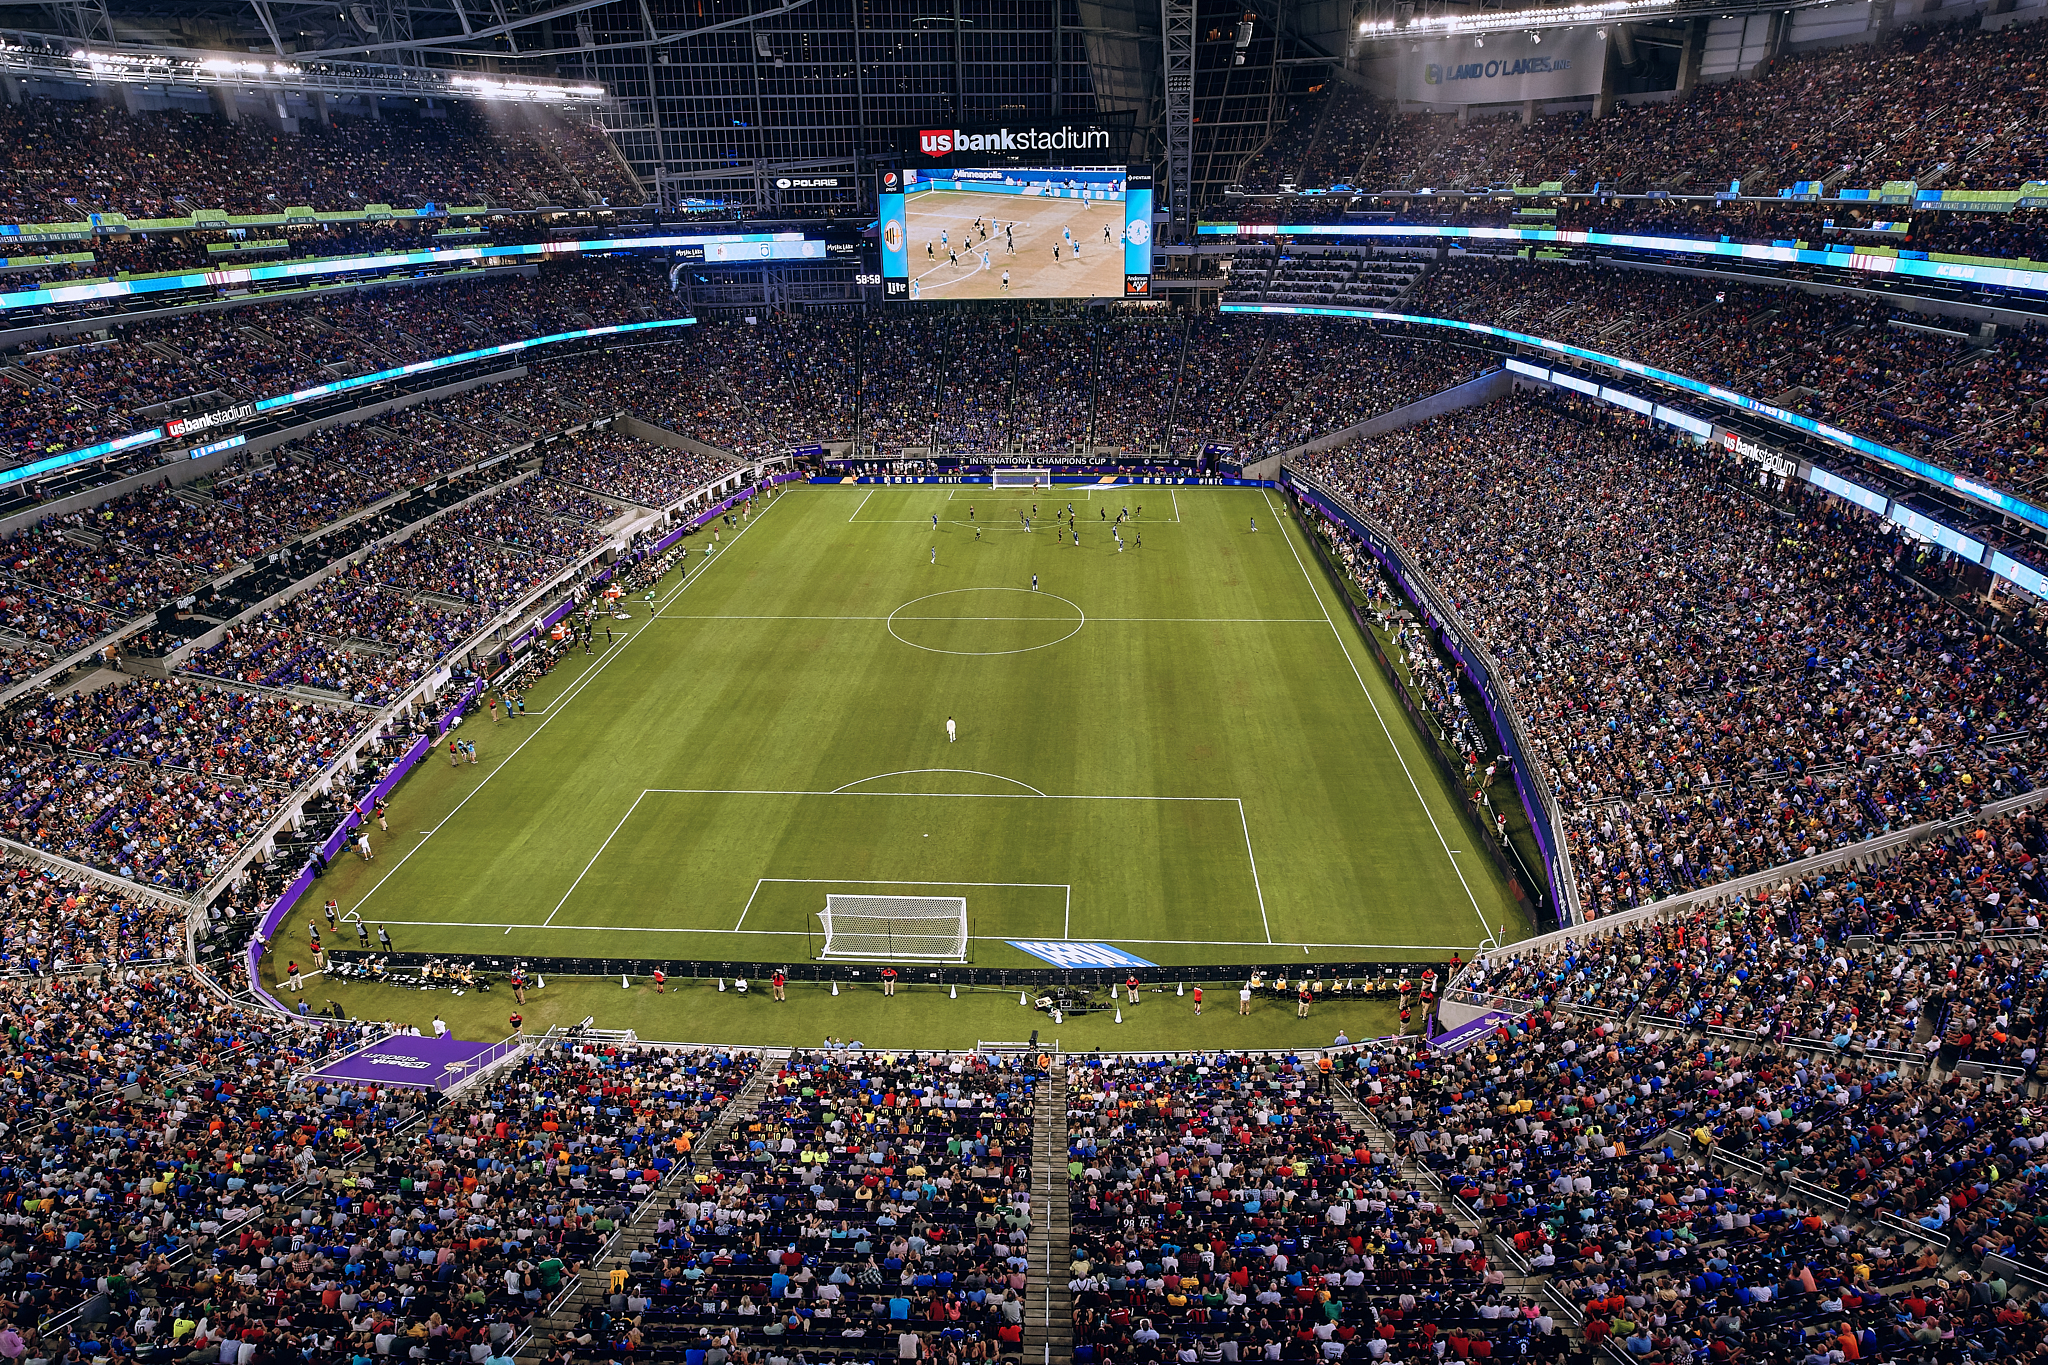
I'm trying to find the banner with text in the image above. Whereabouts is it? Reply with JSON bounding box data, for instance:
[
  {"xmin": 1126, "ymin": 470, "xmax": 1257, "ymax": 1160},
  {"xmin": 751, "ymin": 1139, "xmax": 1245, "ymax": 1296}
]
[{"xmin": 1395, "ymin": 28, "xmax": 1606, "ymax": 105}]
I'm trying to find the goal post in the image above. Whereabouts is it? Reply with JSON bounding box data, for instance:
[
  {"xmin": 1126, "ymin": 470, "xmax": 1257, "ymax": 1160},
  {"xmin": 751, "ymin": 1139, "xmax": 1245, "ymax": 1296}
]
[
  {"xmin": 817, "ymin": 894, "xmax": 969, "ymax": 961},
  {"xmin": 992, "ymin": 468, "xmax": 1052, "ymax": 489}
]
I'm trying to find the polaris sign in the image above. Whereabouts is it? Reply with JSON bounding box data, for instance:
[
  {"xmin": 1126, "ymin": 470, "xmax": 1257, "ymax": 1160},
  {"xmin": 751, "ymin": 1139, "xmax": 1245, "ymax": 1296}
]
[{"xmin": 915, "ymin": 124, "xmax": 1114, "ymax": 158}]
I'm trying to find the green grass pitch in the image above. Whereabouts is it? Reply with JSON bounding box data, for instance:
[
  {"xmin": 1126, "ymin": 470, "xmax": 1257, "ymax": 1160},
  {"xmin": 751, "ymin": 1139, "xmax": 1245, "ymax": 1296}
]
[{"xmin": 311, "ymin": 483, "xmax": 1529, "ymax": 971}]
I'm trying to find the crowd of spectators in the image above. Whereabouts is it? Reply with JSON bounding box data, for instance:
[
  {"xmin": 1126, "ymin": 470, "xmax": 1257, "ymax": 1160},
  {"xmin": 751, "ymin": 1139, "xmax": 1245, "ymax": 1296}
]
[
  {"xmin": 0, "ymin": 99, "xmax": 639, "ymax": 223},
  {"xmin": 1254, "ymin": 18, "xmax": 2048, "ymax": 200},
  {"xmin": 1063, "ymin": 1050, "xmax": 1562, "ymax": 1365},
  {"xmin": 560, "ymin": 1048, "xmax": 1036, "ymax": 1365},
  {"xmin": 1406, "ymin": 257, "xmax": 2048, "ymax": 507},
  {"xmin": 545, "ymin": 431, "xmax": 741, "ymax": 508},
  {"xmin": 1298, "ymin": 390, "xmax": 2048, "ymax": 917},
  {"xmin": 0, "ymin": 260, "xmax": 682, "ymax": 464},
  {"xmin": 0, "ymin": 986, "xmax": 765, "ymax": 1365}
]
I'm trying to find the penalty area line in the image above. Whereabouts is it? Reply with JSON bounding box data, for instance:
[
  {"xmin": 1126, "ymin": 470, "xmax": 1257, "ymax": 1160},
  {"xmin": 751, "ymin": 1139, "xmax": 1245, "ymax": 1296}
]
[{"xmin": 345, "ymin": 492, "xmax": 790, "ymax": 918}]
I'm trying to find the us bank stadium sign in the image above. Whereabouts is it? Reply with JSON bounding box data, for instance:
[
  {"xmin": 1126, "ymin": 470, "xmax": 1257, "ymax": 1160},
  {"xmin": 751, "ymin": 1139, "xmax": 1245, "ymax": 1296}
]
[
  {"xmin": 1718, "ymin": 427, "xmax": 1798, "ymax": 479},
  {"xmin": 166, "ymin": 403, "xmax": 255, "ymax": 439},
  {"xmin": 909, "ymin": 123, "xmax": 1118, "ymax": 160}
]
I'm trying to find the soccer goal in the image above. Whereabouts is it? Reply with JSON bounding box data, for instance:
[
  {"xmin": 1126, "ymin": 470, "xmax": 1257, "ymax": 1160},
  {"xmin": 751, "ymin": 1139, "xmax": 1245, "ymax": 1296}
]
[
  {"xmin": 992, "ymin": 467, "xmax": 1052, "ymax": 489},
  {"xmin": 817, "ymin": 894, "xmax": 969, "ymax": 961}
]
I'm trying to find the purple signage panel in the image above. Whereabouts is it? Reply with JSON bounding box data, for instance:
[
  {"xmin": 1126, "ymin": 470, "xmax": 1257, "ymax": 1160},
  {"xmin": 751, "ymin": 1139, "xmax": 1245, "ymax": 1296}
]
[{"xmin": 312, "ymin": 1032, "xmax": 502, "ymax": 1089}]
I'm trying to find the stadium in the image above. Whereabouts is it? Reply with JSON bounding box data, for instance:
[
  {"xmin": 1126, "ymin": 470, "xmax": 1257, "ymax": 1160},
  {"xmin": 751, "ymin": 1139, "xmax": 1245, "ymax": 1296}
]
[{"xmin": 2, "ymin": 0, "xmax": 2048, "ymax": 1357}]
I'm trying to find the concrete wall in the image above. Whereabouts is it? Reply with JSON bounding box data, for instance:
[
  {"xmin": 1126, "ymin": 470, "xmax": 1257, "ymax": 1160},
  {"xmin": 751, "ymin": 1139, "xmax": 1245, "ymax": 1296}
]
[{"xmin": 1242, "ymin": 367, "xmax": 1514, "ymax": 480}]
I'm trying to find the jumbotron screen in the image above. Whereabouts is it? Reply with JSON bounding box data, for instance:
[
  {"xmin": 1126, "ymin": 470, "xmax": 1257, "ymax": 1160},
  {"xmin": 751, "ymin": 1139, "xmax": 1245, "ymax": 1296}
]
[{"xmin": 878, "ymin": 165, "xmax": 1153, "ymax": 301}]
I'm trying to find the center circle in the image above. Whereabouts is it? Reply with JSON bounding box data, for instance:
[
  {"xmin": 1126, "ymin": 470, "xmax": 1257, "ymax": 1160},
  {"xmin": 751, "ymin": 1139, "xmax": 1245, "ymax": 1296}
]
[{"xmin": 886, "ymin": 587, "xmax": 1085, "ymax": 656}]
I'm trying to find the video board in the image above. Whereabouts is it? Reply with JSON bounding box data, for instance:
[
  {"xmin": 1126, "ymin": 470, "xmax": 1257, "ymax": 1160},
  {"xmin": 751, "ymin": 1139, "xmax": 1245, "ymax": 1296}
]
[{"xmin": 878, "ymin": 165, "xmax": 1152, "ymax": 301}]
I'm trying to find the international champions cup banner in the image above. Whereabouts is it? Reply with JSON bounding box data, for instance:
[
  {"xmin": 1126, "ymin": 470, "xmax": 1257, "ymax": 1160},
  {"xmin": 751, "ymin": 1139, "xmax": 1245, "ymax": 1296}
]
[{"xmin": 1392, "ymin": 28, "xmax": 1606, "ymax": 106}]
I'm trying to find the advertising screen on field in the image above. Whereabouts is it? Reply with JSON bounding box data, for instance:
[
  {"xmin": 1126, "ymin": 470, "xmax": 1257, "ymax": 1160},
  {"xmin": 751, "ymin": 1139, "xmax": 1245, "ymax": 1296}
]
[{"xmin": 880, "ymin": 164, "xmax": 1153, "ymax": 301}]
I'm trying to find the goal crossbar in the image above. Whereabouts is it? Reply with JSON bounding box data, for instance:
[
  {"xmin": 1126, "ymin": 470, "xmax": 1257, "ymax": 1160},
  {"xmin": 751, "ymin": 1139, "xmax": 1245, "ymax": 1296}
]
[
  {"xmin": 817, "ymin": 894, "xmax": 968, "ymax": 961},
  {"xmin": 991, "ymin": 468, "xmax": 1052, "ymax": 489}
]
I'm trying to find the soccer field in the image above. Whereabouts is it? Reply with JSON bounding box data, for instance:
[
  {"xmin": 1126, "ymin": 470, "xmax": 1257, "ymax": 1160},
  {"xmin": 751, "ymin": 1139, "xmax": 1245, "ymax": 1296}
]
[{"xmin": 317, "ymin": 483, "xmax": 1528, "ymax": 971}]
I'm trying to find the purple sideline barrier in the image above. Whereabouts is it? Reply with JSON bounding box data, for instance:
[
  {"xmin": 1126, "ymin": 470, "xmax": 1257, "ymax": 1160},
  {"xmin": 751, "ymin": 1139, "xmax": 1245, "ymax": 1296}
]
[
  {"xmin": 241, "ymin": 471, "xmax": 806, "ymax": 1013},
  {"xmin": 244, "ymin": 731, "xmax": 434, "ymax": 1012}
]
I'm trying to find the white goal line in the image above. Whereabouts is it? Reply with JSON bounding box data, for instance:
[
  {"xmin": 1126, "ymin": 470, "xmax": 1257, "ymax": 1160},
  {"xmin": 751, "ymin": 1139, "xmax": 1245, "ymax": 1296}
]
[
  {"xmin": 737, "ymin": 877, "xmax": 1072, "ymax": 937},
  {"xmin": 327, "ymin": 914, "xmax": 1467, "ymax": 951}
]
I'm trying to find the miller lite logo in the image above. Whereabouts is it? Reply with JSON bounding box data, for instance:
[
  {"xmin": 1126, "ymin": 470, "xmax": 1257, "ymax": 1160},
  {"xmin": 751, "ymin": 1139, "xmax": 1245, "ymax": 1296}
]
[{"xmin": 920, "ymin": 129, "xmax": 954, "ymax": 156}]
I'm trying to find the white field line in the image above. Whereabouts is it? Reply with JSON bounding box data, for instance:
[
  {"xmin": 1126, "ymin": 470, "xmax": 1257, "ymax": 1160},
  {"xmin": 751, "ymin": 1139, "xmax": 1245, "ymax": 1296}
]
[
  {"xmin": 651, "ymin": 615, "xmax": 1324, "ymax": 624},
  {"xmin": 1235, "ymin": 797, "xmax": 1272, "ymax": 945},
  {"xmin": 345, "ymin": 493, "xmax": 790, "ymax": 916},
  {"xmin": 1261, "ymin": 488, "xmax": 1491, "ymax": 937},
  {"xmin": 540, "ymin": 788, "xmax": 651, "ymax": 927},
  {"xmin": 356, "ymin": 918, "xmax": 1478, "ymax": 950}
]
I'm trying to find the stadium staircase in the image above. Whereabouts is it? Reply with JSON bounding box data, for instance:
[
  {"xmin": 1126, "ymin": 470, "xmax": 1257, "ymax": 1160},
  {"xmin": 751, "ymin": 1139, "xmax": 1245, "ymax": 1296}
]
[
  {"xmin": 1024, "ymin": 1065, "xmax": 1073, "ymax": 1365},
  {"xmin": 1326, "ymin": 1075, "xmax": 1573, "ymax": 1330},
  {"xmin": 513, "ymin": 1055, "xmax": 785, "ymax": 1365}
]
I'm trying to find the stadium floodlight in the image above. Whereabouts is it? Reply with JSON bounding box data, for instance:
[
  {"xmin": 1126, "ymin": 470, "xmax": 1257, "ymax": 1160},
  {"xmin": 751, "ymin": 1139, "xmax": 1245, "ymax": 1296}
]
[
  {"xmin": 0, "ymin": 36, "xmax": 607, "ymax": 103},
  {"xmin": 1357, "ymin": 0, "xmax": 1700, "ymax": 38},
  {"xmin": 992, "ymin": 468, "xmax": 1053, "ymax": 489},
  {"xmin": 817, "ymin": 895, "xmax": 969, "ymax": 962}
]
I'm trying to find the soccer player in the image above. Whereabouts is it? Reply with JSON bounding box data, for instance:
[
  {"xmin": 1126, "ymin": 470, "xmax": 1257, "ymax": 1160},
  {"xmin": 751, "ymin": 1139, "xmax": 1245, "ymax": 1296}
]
[
  {"xmin": 1005, "ymin": 227, "xmax": 1015, "ymax": 254},
  {"xmin": 1000, "ymin": 270, "xmax": 1010, "ymax": 292},
  {"xmin": 1104, "ymin": 222, "xmax": 1113, "ymax": 243},
  {"xmin": 926, "ymin": 241, "xmax": 935, "ymax": 260},
  {"xmin": 324, "ymin": 899, "xmax": 338, "ymax": 928},
  {"xmin": 1052, "ymin": 244, "xmax": 1060, "ymax": 263},
  {"xmin": 932, "ymin": 512, "xmax": 939, "ymax": 529},
  {"xmin": 974, "ymin": 525, "xmax": 981, "ymax": 541},
  {"xmin": 940, "ymin": 228, "xmax": 948, "ymax": 247},
  {"xmin": 980, "ymin": 250, "xmax": 990, "ymax": 272},
  {"xmin": 378, "ymin": 924, "xmax": 393, "ymax": 950},
  {"xmin": 1072, "ymin": 240, "xmax": 1081, "ymax": 261},
  {"xmin": 946, "ymin": 716, "xmax": 956, "ymax": 743},
  {"xmin": 1032, "ymin": 574, "xmax": 1038, "ymax": 592},
  {"xmin": 910, "ymin": 279, "xmax": 920, "ymax": 300},
  {"xmin": 949, "ymin": 248, "xmax": 958, "ymax": 268},
  {"xmin": 356, "ymin": 921, "xmax": 370, "ymax": 948},
  {"xmin": 968, "ymin": 506, "xmax": 974, "ymax": 521},
  {"xmin": 930, "ymin": 545, "xmax": 936, "ymax": 565},
  {"xmin": 1250, "ymin": 515, "xmax": 1257, "ymax": 532}
]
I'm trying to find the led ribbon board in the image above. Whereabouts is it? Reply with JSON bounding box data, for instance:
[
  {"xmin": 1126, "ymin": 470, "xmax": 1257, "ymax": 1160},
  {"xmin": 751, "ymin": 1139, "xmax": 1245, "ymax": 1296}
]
[
  {"xmin": 1216, "ymin": 301, "xmax": 2048, "ymax": 537},
  {"xmin": 0, "ymin": 316, "xmax": 696, "ymax": 490},
  {"xmin": 0, "ymin": 234, "xmax": 817, "ymax": 314},
  {"xmin": 1197, "ymin": 222, "xmax": 2048, "ymax": 301}
]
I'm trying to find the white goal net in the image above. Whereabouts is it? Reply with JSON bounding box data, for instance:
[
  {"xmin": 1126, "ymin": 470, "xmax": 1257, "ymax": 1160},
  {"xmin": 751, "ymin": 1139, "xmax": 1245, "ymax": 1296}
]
[
  {"xmin": 818, "ymin": 894, "xmax": 968, "ymax": 961},
  {"xmin": 992, "ymin": 468, "xmax": 1052, "ymax": 489}
]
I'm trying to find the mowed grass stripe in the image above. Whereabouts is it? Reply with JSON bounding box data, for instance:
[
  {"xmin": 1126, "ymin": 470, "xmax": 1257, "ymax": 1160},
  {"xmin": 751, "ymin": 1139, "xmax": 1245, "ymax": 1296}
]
[{"xmin": 314, "ymin": 485, "xmax": 1526, "ymax": 967}]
